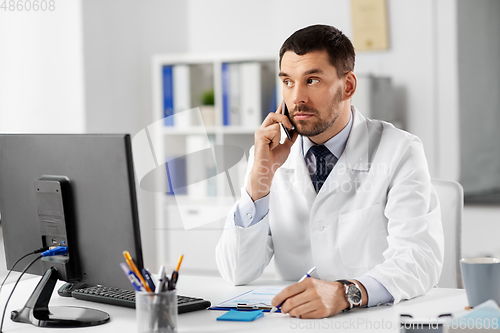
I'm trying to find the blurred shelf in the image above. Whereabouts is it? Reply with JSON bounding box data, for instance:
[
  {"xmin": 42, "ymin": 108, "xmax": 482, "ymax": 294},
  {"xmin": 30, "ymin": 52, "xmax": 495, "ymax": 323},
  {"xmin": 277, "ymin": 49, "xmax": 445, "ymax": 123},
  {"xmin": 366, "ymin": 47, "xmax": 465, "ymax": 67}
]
[{"xmin": 162, "ymin": 126, "xmax": 257, "ymax": 135}]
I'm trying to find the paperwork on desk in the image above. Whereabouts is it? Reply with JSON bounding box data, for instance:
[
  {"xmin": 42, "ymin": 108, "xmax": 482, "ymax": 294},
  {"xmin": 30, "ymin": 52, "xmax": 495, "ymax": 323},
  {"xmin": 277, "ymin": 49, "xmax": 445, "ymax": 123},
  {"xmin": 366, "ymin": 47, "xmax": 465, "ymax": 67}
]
[
  {"xmin": 449, "ymin": 299, "xmax": 500, "ymax": 329},
  {"xmin": 401, "ymin": 299, "xmax": 500, "ymax": 331},
  {"xmin": 210, "ymin": 287, "xmax": 285, "ymax": 312}
]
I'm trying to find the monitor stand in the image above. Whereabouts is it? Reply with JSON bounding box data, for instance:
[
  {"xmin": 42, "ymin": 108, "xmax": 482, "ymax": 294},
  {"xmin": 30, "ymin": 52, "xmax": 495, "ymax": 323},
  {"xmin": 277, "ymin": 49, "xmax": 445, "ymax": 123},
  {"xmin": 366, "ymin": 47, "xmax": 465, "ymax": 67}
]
[{"xmin": 11, "ymin": 267, "xmax": 110, "ymax": 328}]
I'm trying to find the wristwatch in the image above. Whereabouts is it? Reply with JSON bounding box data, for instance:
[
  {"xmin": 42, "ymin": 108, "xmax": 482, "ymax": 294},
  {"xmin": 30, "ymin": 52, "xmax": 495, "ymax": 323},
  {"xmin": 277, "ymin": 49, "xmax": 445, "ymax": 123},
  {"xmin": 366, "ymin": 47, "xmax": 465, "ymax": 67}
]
[{"xmin": 336, "ymin": 279, "xmax": 362, "ymax": 311}]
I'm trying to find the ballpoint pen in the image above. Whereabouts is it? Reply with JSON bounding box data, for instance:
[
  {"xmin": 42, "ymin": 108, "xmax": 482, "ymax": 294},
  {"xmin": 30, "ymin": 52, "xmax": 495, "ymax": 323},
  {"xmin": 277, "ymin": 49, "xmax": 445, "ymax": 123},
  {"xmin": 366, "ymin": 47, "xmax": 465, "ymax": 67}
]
[
  {"xmin": 168, "ymin": 254, "xmax": 184, "ymax": 290},
  {"xmin": 157, "ymin": 265, "xmax": 169, "ymax": 293},
  {"xmin": 142, "ymin": 268, "xmax": 156, "ymax": 292},
  {"xmin": 270, "ymin": 267, "xmax": 316, "ymax": 313},
  {"xmin": 123, "ymin": 251, "xmax": 152, "ymax": 292},
  {"xmin": 236, "ymin": 304, "xmax": 274, "ymax": 311},
  {"xmin": 151, "ymin": 266, "xmax": 167, "ymax": 330},
  {"xmin": 120, "ymin": 262, "xmax": 146, "ymax": 291}
]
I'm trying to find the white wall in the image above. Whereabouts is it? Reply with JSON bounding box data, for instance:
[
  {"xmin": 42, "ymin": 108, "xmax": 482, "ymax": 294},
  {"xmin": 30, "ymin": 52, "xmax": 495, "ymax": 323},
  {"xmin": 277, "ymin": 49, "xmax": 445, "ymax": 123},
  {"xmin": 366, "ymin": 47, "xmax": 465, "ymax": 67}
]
[
  {"xmin": 187, "ymin": 0, "xmax": 351, "ymax": 58},
  {"xmin": 436, "ymin": 0, "xmax": 460, "ymax": 182},
  {"xmin": 81, "ymin": 0, "xmax": 190, "ymax": 269},
  {"xmin": 82, "ymin": 0, "xmax": 189, "ymax": 135},
  {"xmin": 355, "ymin": 0, "xmax": 441, "ymax": 175},
  {"xmin": 463, "ymin": 206, "xmax": 500, "ymax": 258},
  {"xmin": 0, "ymin": 0, "xmax": 85, "ymax": 133}
]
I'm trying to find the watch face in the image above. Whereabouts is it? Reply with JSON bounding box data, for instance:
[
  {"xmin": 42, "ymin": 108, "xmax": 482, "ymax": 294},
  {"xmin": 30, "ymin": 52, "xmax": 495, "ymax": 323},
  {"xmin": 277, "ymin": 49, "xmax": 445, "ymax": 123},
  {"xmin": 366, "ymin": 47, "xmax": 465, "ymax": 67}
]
[{"xmin": 347, "ymin": 285, "xmax": 362, "ymax": 304}]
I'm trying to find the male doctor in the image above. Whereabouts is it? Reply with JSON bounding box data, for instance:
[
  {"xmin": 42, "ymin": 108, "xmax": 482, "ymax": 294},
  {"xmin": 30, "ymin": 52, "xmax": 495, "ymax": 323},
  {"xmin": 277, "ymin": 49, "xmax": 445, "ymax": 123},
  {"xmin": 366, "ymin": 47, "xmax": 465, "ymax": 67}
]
[{"xmin": 216, "ymin": 24, "xmax": 444, "ymax": 319}]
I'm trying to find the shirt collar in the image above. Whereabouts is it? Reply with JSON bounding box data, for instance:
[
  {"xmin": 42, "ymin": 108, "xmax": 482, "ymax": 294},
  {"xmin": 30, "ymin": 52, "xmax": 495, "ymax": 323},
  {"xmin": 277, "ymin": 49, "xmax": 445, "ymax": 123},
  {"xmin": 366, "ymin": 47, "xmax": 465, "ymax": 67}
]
[{"xmin": 302, "ymin": 110, "xmax": 353, "ymax": 159}]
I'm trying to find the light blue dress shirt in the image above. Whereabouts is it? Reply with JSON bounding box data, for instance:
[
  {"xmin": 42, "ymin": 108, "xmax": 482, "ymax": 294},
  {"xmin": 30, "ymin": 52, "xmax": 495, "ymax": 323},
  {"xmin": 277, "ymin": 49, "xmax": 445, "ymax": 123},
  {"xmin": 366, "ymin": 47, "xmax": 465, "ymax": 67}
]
[{"xmin": 234, "ymin": 111, "xmax": 394, "ymax": 307}]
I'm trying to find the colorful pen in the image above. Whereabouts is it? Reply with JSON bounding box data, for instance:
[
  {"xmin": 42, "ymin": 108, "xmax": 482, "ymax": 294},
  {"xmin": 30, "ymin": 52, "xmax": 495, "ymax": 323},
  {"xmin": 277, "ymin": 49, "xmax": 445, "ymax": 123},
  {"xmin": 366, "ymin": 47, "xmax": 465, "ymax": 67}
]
[
  {"xmin": 168, "ymin": 254, "xmax": 184, "ymax": 290},
  {"xmin": 142, "ymin": 268, "xmax": 156, "ymax": 292},
  {"xmin": 120, "ymin": 262, "xmax": 145, "ymax": 291},
  {"xmin": 123, "ymin": 250, "xmax": 152, "ymax": 292},
  {"xmin": 270, "ymin": 267, "xmax": 316, "ymax": 313}
]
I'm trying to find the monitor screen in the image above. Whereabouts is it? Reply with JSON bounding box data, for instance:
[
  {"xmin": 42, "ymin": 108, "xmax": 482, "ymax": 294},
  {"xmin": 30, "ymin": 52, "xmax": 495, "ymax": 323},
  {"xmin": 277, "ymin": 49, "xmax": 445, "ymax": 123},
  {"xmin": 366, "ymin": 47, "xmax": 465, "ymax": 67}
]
[{"xmin": 0, "ymin": 134, "xmax": 144, "ymax": 291}]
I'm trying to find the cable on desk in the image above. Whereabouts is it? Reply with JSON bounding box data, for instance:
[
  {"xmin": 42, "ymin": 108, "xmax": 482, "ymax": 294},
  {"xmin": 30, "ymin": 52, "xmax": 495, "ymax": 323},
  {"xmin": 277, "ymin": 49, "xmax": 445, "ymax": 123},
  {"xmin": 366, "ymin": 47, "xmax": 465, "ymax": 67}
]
[
  {"xmin": 0, "ymin": 246, "xmax": 67, "ymax": 333},
  {"xmin": 0, "ymin": 246, "xmax": 50, "ymax": 296}
]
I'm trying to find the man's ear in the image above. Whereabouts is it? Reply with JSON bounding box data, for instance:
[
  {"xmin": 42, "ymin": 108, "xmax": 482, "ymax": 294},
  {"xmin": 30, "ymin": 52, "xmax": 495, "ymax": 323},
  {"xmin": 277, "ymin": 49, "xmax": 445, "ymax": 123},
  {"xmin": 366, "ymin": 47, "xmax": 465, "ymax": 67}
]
[{"xmin": 343, "ymin": 71, "xmax": 357, "ymax": 100}]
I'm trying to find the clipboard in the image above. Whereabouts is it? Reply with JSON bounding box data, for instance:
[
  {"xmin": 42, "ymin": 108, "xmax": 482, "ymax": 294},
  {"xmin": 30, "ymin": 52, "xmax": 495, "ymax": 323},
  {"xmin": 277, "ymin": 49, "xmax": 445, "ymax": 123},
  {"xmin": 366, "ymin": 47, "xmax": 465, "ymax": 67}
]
[{"xmin": 209, "ymin": 287, "xmax": 285, "ymax": 312}]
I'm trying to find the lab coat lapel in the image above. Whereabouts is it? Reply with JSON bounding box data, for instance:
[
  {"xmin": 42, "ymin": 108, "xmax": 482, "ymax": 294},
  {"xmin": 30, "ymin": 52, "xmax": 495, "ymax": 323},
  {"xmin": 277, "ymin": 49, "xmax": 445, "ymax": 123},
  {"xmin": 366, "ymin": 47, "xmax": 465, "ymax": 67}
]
[
  {"xmin": 280, "ymin": 137, "xmax": 316, "ymax": 207},
  {"xmin": 279, "ymin": 107, "xmax": 369, "ymax": 203},
  {"xmin": 343, "ymin": 107, "xmax": 370, "ymax": 172},
  {"xmin": 317, "ymin": 107, "xmax": 370, "ymax": 197}
]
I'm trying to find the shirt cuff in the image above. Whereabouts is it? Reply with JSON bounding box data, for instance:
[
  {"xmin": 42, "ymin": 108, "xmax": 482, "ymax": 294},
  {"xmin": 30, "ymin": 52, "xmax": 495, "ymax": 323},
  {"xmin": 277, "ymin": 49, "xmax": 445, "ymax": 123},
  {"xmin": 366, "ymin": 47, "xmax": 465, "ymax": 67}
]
[
  {"xmin": 234, "ymin": 190, "xmax": 270, "ymax": 228},
  {"xmin": 356, "ymin": 276, "xmax": 394, "ymax": 307}
]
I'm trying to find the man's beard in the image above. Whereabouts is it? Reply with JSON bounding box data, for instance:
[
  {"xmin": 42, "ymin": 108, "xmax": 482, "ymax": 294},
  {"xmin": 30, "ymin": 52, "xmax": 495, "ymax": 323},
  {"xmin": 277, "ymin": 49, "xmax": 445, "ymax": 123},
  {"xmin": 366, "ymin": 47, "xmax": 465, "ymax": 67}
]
[{"xmin": 290, "ymin": 87, "xmax": 343, "ymax": 137}]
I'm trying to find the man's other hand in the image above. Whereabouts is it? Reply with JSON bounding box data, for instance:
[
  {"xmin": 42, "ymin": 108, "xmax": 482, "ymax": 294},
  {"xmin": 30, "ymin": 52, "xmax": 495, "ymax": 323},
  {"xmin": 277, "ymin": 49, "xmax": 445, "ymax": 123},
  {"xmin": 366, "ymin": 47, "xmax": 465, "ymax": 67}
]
[{"xmin": 271, "ymin": 278, "xmax": 367, "ymax": 319}]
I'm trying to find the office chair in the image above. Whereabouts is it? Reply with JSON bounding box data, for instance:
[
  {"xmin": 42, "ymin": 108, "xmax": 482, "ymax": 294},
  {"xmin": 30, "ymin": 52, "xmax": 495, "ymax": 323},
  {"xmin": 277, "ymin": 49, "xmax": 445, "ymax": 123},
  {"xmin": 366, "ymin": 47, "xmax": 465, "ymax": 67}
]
[{"xmin": 432, "ymin": 178, "xmax": 464, "ymax": 289}]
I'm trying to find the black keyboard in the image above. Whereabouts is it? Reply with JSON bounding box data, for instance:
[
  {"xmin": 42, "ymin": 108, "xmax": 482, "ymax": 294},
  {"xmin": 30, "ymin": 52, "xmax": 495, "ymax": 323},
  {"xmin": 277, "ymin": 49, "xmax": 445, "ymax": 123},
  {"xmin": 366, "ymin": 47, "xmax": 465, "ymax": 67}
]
[{"xmin": 71, "ymin": 286, "xmax": 211, "ymax": 314}]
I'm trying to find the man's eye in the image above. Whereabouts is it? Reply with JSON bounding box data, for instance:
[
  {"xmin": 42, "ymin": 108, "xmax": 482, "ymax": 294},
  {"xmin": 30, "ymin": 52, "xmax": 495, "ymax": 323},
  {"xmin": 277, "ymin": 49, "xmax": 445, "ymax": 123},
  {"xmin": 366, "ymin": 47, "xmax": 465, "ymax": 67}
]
[
  {"xmin": 307, "ymin": 78, "xmax": 320, "ymax": 84},
  {"xmin": 284, "ymin": 80, "xmax": 293, "ymax": 87}
]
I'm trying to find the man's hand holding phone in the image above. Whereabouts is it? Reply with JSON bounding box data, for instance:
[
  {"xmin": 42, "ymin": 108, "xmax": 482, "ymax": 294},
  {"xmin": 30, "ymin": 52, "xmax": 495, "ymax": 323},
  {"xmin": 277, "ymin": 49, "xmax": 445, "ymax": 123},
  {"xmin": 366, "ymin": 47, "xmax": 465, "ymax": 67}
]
[{"xmin": 246, "ymin": 101, "xmax": 297, "ymax": 202}]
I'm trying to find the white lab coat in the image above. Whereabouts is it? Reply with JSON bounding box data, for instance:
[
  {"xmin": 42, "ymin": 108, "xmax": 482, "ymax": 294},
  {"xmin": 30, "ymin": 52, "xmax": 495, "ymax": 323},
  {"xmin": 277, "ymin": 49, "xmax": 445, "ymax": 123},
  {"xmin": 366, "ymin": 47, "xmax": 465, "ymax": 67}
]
[{"xmin": 216, "ymin": 107, "xmax": 444, "ymax": 304}]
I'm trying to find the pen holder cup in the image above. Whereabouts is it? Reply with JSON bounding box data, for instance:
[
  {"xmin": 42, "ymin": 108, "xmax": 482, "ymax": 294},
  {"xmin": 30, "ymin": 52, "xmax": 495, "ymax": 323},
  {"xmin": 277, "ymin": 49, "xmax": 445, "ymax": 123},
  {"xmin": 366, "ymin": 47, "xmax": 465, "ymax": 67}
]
[{"xmin": 136, "ymin": 290, "xmax": 178, "ymax": 333}]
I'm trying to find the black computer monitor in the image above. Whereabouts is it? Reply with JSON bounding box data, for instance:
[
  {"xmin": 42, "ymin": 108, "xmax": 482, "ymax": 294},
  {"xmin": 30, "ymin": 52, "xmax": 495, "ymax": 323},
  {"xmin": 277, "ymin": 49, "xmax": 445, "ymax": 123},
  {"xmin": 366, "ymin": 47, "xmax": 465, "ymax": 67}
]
[{"xmin": 0, "ymin": 134, "xmax": 144, "ymax": 327}]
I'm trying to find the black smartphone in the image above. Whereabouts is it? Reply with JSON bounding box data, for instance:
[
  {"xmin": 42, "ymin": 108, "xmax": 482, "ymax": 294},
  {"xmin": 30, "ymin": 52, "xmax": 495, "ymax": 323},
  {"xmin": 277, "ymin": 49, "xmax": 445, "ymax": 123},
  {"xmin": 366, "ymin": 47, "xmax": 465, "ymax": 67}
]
[{"xmin": 281, "ymin": 101, "xmax": 294, "ymax": 141}]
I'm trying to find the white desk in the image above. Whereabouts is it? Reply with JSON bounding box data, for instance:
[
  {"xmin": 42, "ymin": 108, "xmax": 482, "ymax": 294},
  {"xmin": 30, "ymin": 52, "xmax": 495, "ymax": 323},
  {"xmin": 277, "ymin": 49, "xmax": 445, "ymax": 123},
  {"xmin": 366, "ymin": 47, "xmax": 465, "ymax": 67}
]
[{"xmin": 0, "ymin": 274, "xmax": 467, "ymax": 333}]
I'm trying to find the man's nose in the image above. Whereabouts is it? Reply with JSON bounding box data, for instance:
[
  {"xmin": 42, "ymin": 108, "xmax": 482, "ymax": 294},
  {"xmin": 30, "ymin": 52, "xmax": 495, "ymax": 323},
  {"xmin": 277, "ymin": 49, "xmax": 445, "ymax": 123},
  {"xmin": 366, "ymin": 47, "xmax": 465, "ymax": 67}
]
[{"xmin": 292, "ymin": 83, "xmax": 308, "ymax": 106}]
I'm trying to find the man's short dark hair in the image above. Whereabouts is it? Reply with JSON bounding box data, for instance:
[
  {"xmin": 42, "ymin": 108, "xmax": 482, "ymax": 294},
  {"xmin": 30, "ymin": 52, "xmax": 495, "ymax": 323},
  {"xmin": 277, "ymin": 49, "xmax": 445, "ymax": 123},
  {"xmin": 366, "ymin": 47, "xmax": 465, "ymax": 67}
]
[{"xmin": 279, "ymin": 24, "xmax": 355, "ymax": 78}]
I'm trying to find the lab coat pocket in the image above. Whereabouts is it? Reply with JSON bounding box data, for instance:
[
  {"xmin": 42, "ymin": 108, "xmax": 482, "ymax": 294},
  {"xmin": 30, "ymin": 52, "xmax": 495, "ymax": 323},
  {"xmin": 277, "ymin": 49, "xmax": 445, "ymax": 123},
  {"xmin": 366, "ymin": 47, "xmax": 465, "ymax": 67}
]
[{"xmin": 338, "ymin": 203, "xmax": 388, "ymax": 269}]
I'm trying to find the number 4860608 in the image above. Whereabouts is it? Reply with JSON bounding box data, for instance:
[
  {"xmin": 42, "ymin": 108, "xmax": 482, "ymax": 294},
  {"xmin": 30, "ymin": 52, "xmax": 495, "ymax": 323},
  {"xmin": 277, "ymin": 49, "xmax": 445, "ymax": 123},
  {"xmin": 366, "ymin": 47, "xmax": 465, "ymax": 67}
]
[{"xmin": 1, "ymin": 0, "xmax": 56, "ymax": 11}]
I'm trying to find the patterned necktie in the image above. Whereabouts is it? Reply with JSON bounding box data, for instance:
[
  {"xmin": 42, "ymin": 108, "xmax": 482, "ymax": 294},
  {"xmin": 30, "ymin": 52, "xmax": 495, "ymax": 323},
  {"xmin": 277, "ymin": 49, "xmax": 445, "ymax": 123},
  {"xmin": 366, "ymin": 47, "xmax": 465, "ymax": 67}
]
[{"xmin": 310, "ymin": 145, "xmax": 332, "ymax": 193}]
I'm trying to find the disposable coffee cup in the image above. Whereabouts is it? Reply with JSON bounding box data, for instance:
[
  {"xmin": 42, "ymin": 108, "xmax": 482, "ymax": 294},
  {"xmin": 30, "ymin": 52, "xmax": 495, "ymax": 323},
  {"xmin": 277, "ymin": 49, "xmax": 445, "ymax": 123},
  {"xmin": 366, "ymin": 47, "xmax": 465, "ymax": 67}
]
[
  {"xmin": 136, "ymin": 290, "xmax": 178, "ymax": 333},
  {"xmin": 460, "ymin": 257, "xmax": 500, "ymax": 308}
]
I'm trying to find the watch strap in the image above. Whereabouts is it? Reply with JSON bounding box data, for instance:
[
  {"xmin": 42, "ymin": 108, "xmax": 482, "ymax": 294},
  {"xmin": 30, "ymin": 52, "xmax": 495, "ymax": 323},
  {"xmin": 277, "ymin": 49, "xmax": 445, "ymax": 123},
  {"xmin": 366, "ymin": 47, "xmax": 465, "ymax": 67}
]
[
  {"xmin": 336, "ymin": 279, "xmax": 361, "ymax": 311},
  {"xmin": 336, "ymin": 279, "xmax": 353, "ymax": 286}
]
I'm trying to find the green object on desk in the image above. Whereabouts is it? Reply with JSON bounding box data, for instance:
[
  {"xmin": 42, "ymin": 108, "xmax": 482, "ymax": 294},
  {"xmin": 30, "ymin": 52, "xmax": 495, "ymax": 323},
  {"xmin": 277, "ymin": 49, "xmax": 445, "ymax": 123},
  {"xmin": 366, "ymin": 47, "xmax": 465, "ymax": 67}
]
[{"xmin": 216, "ymin": 310, "xmax": 264, "ymax": 322}]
